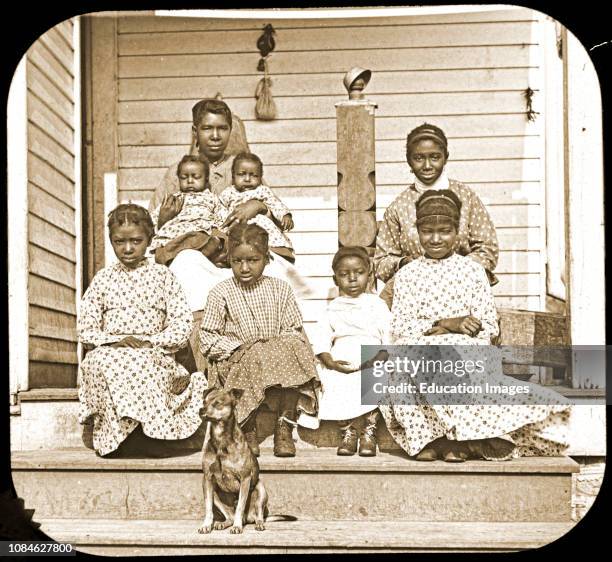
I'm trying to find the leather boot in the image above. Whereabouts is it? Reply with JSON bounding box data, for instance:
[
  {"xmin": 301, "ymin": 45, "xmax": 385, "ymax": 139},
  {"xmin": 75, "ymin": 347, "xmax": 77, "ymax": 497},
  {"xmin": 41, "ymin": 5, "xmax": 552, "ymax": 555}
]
[
  {"xmin": 273, "ymin": 414, "xmax": 296, "ymax": 457},
  {"xmin": 337, "ymin": 423, "xmax": 358, "ymax": 456},
  {"xmin": 359, "ymin": 410, "xmax": 379, "ymax": 457}
]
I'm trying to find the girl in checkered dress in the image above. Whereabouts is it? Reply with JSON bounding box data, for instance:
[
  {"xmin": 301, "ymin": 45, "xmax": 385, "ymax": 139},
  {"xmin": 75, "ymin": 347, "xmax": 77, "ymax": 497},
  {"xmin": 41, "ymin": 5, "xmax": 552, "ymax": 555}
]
[{"xmin": 198, "ymin": 223, "xmax": 319, "ymax": 458}]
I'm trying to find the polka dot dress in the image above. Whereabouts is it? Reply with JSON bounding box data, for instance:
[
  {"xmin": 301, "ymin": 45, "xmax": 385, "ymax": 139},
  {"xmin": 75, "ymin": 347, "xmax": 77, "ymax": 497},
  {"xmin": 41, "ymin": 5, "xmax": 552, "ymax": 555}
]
[
  {"xmin": 374, "ymin": 179, "xmax": 499, "ymax": 283},
  {"xmin": 378, "ymin": 254, "xmax": 571, "ymax": 458},
  {"xmin": 77, "ymin": 261, "xmax": 207, "ymax": 456}
]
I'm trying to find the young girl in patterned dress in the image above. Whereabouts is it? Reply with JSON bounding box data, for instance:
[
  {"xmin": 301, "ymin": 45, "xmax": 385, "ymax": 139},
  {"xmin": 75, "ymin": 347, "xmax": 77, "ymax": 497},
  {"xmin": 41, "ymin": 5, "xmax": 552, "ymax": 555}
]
[
  {"xmin": 77, "ymin": 204, "xmax": 207, "ymax": 457},
  {"xmin": 378, "ymin": 190, "xmax": 570, "ymax": 462},
  {"xmin": 198, "ymin": 223, "xmax": 319, "ymax": 458}
]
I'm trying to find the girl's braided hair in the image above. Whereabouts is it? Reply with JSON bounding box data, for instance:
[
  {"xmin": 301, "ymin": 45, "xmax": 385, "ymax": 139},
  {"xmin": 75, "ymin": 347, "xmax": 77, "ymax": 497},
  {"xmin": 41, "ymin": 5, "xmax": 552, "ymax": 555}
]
[
  {"xmin": 107, "ymin": 203, "xmax": 155, "ymax": 240},
  {"xmin": 228, "ymin": 222, "xmax": 269, "ymax": 256}
]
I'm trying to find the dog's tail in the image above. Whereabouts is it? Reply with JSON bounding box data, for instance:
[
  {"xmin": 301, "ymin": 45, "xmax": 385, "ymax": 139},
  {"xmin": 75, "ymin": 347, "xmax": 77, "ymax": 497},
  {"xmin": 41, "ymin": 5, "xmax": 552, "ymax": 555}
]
[{"xmin": 265, "ymin": 514, "xmax": 298, "ymax": 523}]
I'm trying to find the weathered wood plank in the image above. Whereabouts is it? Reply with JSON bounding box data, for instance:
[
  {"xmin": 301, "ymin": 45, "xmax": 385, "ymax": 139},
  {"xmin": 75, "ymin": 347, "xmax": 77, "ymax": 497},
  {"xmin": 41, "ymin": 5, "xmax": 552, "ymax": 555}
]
[
  {"xmin": 27, "ymin": 92, "xmax": 74, "ymax": 158},
  {"xmin": 118, "ymin": 160, "xmax": 542, "ymax": 189},
  {"xmin": 119, "ymin": 137, "xmax": 542, "ymax": 168},
  {"xmin": 118, "ymin": 68, "xmax": 541, "ymax": 101},
  {"xmin": 29, "ymin": 336, "xmax": 78, "ymax": 364},
  {"xmin": 37, "ymin": 27, "xmax": 74, "ymax": 75},
  {"xmin": 28, "ymin": 214, "xmax": 77, "ymax": 262},
  {"xmin": 26, "ymin": 41, "xmax": 73, "ymax": 101},
  {"xmin": 119, "ymin": 115, "xmax": 537, "ymax": 146},
  {"xmin": 28, "ymin": 274, "xmax": 77, "ymax": 315},
  {"xmin": 28, "ymin": 362, "xmax": 77, "ymax": 388},
  {"xmin": 121, "ymin": 183, "xmax": 540, "ymax": 209},
  {"xmin": 26, "ymin": 63, "xmax": 74, "ymax": 125},
  {"xmin": 28, "ymin": 153, "xmax": 76, "ymax": 209},
  {"xmin": 28, "ymin": 245, "xmax": 76, "ymax": 289},
  {"xmin": 28, "ymin": 183, "xmax": 76, "ymax": 235},
  {"xmin": 119, "ymin": 44, "xmax": 539, "ymax": 79},
  {"xmin": 55, "ymin": 19, "xmax": 74, "ymax": 47},
  {"xmin": 118, "ymin": 91, "xmax": 530, "ymax": 123},
  {"xmin": 118, "ymin": 22, "xmax": 536, "ymax": 56},
  {"xmin": 29, "ymin": 305, "xmax": 77, "ymax": 342},
  {"xmin": 28, "ymin": 123, "xmax": 75, "ymax": 181},
  {"xmin": 117, "ymin": 10, "xmax": 535, "ymax": 34}
]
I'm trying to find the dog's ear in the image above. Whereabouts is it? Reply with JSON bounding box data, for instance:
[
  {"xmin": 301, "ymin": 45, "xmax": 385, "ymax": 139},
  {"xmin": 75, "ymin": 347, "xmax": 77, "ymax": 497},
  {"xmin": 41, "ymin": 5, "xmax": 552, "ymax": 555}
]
[
  {"xmin": 229, "ymin": 388, "xmax": 244, "ymax": 402},
  {"xmin": 203, "ymin": 388, "xmax": 216, "ymax": 404}
]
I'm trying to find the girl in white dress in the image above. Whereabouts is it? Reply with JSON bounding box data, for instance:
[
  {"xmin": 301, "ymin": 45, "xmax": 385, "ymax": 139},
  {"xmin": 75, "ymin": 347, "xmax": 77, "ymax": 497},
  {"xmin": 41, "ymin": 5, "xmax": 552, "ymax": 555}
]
[{"xmin": 308, "ymin": 246, "xmax": 392, "ymax": 457}]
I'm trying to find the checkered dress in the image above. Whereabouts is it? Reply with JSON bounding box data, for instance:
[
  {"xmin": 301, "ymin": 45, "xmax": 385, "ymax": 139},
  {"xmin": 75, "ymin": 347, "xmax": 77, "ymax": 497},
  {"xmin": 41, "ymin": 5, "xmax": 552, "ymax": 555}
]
[{"xmin": 198, "ymin": 276, "xmax": 319, "ymax": 423}]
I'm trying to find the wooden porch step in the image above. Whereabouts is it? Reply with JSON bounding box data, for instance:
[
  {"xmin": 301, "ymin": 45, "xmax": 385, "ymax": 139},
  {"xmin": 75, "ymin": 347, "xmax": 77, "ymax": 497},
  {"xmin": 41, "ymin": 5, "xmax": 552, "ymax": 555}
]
[
  {"xmin": 12, "ymin": 447, "xmax": 578, "ymax": 523},
  {"xmin": 38, "ymin": 518, "xmax": 576, "ymax": 554}
]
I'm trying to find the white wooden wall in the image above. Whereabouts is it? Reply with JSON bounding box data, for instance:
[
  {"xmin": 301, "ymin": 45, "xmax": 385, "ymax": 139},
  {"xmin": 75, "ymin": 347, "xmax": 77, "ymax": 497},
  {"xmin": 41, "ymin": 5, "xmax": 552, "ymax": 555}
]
[
  {"xmin": 25, "ymin": 21, "xmax": 79, "ymax": 387},
  {"xmin": 115, "ymin": 8, "xmax": 547, "ymax": 337}
]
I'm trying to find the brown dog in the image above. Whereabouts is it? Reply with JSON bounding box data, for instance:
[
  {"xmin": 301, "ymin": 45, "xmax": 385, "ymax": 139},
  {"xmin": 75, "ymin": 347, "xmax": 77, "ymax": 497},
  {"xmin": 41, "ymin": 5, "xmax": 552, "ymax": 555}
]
[{"xmin": 197, "ymin": 388, "xmax": 269, "ymax": 534}]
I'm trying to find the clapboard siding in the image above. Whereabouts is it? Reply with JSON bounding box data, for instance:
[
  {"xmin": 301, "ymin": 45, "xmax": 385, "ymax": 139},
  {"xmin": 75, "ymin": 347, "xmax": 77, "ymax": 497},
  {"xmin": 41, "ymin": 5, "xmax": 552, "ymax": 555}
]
[
  {"xmin": 26, "ymin": 20, "xmax": 78, "ymax": 388},
  {"xmin": 117, "ymin": 8, "xmax": 545, "ymax": 310}
]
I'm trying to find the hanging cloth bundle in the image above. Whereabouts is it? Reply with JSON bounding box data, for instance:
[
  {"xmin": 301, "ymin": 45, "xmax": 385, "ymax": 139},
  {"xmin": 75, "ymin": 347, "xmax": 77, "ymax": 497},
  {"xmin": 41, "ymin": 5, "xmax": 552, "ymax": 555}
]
[
  {"xmin": 255, "ymin": 58, "xmax": 276, "ymax": 121},
  {"xmin": 255, "ymin": 24, "xmax": 277, "ymax": 121}
]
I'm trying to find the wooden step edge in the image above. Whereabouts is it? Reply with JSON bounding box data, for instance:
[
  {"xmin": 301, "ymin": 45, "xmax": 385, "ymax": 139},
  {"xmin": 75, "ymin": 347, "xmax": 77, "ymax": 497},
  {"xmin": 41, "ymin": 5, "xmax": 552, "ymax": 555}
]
[
  {"xmin": 37, "ymin": 518, "xmax": 577, "ymax": 551},
  {"xmin": 19, "ymin": 388, "xmax": 79, "ymax": 401},
  {"xmin": 11, "ymin": 448, "xmax": 581, "ymax": 474}
]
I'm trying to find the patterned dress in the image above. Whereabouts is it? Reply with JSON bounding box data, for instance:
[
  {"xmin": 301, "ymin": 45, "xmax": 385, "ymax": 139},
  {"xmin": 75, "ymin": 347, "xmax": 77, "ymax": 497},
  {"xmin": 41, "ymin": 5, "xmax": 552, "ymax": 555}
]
[
  {"xmin": 198, "ymin": 276, "xmax": 319, "ymax": 424},
  {"xmin": 379, "ymin": 253, "xmax": 570, "ymax": 458},
  {"xmin": 219, "ymin": 184, "xmax": 294, "ymax": 255},
  {"xmin": 374, "ymin": 174, "xmax": 499, "ymax": 307},
  {"xmin": 77, "ymin": 260, "xmax": 207, "ymax": 456},
  {"xmin": 311, "ymin": 294, "xmax": 391, "ymax": 421}
]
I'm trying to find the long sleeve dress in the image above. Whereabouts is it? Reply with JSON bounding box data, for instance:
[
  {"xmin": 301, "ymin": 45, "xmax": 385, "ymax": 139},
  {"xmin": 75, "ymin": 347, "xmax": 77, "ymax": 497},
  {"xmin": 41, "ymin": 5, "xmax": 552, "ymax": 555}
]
[
  {"xmin": 310, "ymin": 293, "xmax": 392, "ymax": 421},
  {"xmin": 374, "ymin": 175, "xmax": 499, "ymax": 307},
  {"xmin": 198, "ymin": 276, "xmax": 319, "ymax": 424},
  {"xmin": 378, "ymin": 253, "xmax": 570, "ymax": 459},
  {"xmin": 77, "ymin": 260, "xmax": 207, "ymax": 456}
]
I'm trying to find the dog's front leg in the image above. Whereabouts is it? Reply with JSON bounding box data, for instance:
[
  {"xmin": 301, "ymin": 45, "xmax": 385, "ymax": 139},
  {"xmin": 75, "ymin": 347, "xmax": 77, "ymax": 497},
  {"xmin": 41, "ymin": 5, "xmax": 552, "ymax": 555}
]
[
  {"xmin": 230, "ymin": 475, "xmax": 252, "ymax": 534},
  {"xmin": 212, "ymin": 490, "xmax": 235, "ymax": 531},
  {"xmin": 198, "ymin": 475, "xmax": 215, "ymax": 534}
]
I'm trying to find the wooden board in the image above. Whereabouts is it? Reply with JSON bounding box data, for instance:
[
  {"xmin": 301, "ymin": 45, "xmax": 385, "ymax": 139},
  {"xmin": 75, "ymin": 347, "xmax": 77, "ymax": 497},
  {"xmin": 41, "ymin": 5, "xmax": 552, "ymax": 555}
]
[
  {"xmin": 28, "ymin": 274, "xmax": 78, "ymax": 315},
  {"xmin": 118, "ymin": 10, "xmax": 535, "ymax": 33},
  {"xmin": 29, "ymin": 336, "xmax": 78, "ymax": 364},
  {"xmin": 29, "ymin": 305, "xmax": 78, "ymax": 342},
  {"xmin": 28, "ymin": 154, "xmax": 76, "ymax": 209},
  {"xmin": 28, "ymin": 183, "xmax": 76, "ymax": 234},
  {"xmin": 118, "ymin": 91, "xmax": 531, "ymax": 123},
  {"xmin": 28, "ymin": 123, "xmax": 75, "ymax": 181},
  {"xmin": 27, "ymin": 91, "xmax": 74, "ymax": 153},
  {"xmin": 29, "ymin": 214, "xmax": 77, "ymax": 262},
  {"xmin": 119, "ymin": 115, "xmax": 538, "ymax": 145},
  {"xmin": 26, "ymin": 63, "xmax": 74, "ymax": 125},
  {"xmin": 118, "ymin": 22, "xmax": 536, "ymax": 56},
  {"xmin": 118, "ymin": 68, "xmax": 541, "ymax": 101},
  {"xmin": 28, "ymin": 244, "xmax": 77, "ymax": 290},
  {"xmin": 26, "ymin": 41, "xmax": 73, "ymax": 101}
]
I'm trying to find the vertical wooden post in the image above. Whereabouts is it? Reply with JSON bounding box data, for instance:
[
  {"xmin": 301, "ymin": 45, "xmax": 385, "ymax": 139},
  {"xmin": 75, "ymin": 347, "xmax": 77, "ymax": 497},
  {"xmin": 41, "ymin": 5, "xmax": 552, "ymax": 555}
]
[
  {"xmin": 335, "ymin": 71, "xmax": 377, "ymax": 253},
  {"xmin": 82, "ymin": 16, "xmax": 118, "ymax": 285},
  {"xmin": 563, "ymin": 28, "xmax": 606, "ymax": 388}
]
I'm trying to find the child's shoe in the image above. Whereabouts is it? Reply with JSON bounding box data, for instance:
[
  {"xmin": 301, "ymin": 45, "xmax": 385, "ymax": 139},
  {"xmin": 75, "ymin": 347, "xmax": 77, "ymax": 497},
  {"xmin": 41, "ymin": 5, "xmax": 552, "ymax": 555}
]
[
  {"xmin": 273, "ymin": 415, "xmax": 296, "ymax": 457},
  {"xmin": 358, "ymin": 410, "xmax": 379, "ymax": 457},
  {"xmin": 337, "ymin": 424, "xmax": 358, "ymax": 456},
  {"xmin": 359, "ymin": 425, "xmax": 377, "ymax": 457}
]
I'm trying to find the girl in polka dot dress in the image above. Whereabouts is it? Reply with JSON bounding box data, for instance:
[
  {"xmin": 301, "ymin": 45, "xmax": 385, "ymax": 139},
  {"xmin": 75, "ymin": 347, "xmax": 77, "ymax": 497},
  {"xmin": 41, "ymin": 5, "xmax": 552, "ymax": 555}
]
[
  {"xmin": 198, "ymin": 223, "xmax": 319, "ymax": 458},
  {"xmin": 77, "ymin": 204, "xmax": 207, "ymax": 457},
  {"xmin": 374, "ymin": 123, "xmax": 499, "ymax": 308},
  {"xmin": 378, "ymin": 191, "xmax": 570, "ymax": 462}
]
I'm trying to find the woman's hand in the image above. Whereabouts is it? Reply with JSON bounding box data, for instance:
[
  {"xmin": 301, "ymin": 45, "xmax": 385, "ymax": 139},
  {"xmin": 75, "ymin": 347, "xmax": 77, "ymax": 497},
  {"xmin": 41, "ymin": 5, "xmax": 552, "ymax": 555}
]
[
  {"xmin": 436, "ymin": 316, "xmax": 482, "ymax": 337},
  {"xmin": 109, "ymin": 336, "xmax": 153, "ymax": 349},
  {"xmin": 281, "ymin": 214, "xmax": 294, "ymax": 231},
  {"xmin": 318, "ymin": 353, "xmax": 358, "ymax": 374},
  {"xmin": 157, "ymin": 193, "xmax": 184, "ymax": 228},
  {"xmin": 222, "ymin": 199, "xmax": 267, "ymax": 229},
  {"xmin": 423, "ymin": 325, "xmax": 451, "ymax": 336}
]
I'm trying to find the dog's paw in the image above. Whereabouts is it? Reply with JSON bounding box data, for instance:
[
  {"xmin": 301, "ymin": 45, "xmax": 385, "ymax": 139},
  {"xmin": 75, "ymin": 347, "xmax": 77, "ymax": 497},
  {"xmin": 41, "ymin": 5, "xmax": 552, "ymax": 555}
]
[
  {"xmin": 255, "ymin": 521, "xmax": 266, "ymax": 531},
  {"xmin": 198, "ymin": 524, "xmax": 213, "ymax": 534},
  {"xmin": 230, "ymin": 525, "xmax": 244, "ymax": 534},
  {"xmin": 214, "ymin": 521, "xmax": 232, "ymax": 531}
]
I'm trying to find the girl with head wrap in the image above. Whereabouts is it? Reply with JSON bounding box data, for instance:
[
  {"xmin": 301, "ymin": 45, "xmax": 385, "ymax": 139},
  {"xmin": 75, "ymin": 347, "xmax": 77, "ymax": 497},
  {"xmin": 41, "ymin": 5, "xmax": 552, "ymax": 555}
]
[
  {"xmin": 374, "ymin": 123, "xmax": 499, "ymax": 308},
  {"xmin": 377, "ymin": 191, "xmax": 570, "ymax": 463}
]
